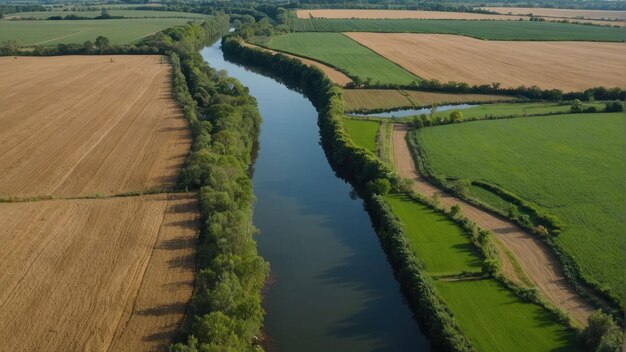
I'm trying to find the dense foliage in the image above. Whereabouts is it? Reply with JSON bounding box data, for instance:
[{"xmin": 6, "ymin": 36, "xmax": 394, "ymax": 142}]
[{"xmin": 161, "ymin": 20, "xmax": 269, "ymax": 352}]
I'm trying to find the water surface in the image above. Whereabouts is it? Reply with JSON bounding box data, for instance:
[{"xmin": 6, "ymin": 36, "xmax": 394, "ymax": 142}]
[
  {"xmin": 200, "ymin": 41, "xmax": 429, "ymax": 352},
  {"xmin": 349, "ymin": 103, "xmax": 476, "ymax": 118}
]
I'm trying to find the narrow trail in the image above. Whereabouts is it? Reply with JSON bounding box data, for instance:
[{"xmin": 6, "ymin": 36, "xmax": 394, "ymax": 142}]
[{"xmin": 392, "ymin": 124, "xmax": 593, "ymax": 325}]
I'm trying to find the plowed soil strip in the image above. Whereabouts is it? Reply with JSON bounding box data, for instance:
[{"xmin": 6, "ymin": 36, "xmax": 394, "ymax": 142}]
[
  {"xmin": 346, "ymin": 33, "xmax": 626, "ymax": 92},
  {"xmin": 0, "ymin": 193, "xmax": 198, "ymax": 352},
  {"xmin": 0, "ymin": 55, "xmax": 191, "ymax": 197},
  {"xmin": 392, "ymin": 124, "xmax": 592, "ymax": 325},
  {"xmin": 242, "ymin": 42, "xmax": 352, "ymax": 86}
]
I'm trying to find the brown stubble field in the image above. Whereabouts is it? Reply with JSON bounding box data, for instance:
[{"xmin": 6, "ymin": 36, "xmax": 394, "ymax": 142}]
[
  {"xmin": 345, "ymin": 33, "xmax": 626, "ymax": 92},
  {"xmin": 0, "ymin": 56, "xmax": 191, "ymax": 198},
  {"xmin": 0, "ymin": 194, "xmax": 198, "ymax": 351},
  {"xmin": 0, "ymin": 55, "xmax": 199, "ymax": 351}
]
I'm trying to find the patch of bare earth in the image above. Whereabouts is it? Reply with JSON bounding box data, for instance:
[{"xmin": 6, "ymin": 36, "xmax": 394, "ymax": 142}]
[
  {"xmin": 392, "ymin": 124, "xmax": 593, "ymax": 325},
  {"xmin": 296, "ymin": 9, "xmax": 525, "ymax": 20},
  {"xmin": 242, "ymin": 42, "xmax": 352, "ymax": 86},
  {"xmin": 345, "ymin": 33, "xmax": 626, "ymax": 92},
  {"xmin": 480, "ymin": 7, "xmax": 626, "ymax": 20},
  {"xmin": 0, "ymin": 55, "xmax": 191, "ymax": 197},
  {"xmin": 0, "ymin": 193, "xmax": 198, "ymax": 351}
]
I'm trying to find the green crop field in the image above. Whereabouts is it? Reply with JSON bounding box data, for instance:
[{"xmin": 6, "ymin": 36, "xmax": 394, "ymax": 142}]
[
  {"xmin": 0, "ymin": 18, "xmax": 197, "ymax": 45},
  {"xmin": 287, "ymin": 18, "xmax": 624, "ymax": 41},
  {"xmin": 436, "ymin": 279, "xmax": 579, "ymax": 352},
  {"xmin": 386, "ymin": 194, "xmax": 482, "ymax": 275},
  {"xmin": 415, "ymin": 112, "xmax": 625, "ymax": 303},
  {"xmin": 430, "ymin": 101, "xmax": 607, "ymax": 120},
  {"xmin": 3, "ymin": 10, "xmax": 206, "ymax": 19},
  {"xmin": 266, "ymin": 33, "xmax": 418, "ymax": 85},
  {"xmin": 342, "ymin": 118, "xmax": 379, "ymax": 154}
]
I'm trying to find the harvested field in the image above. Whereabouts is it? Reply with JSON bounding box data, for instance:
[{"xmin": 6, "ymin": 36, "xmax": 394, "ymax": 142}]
[
  {"xmin": 242, "ymin": 42, "xmax": 351, "ymax": 85},
  {"xmin": 296, "ymin": 9, "xmax": 525, "ymax": 20},
  {"xmin": 0, "ymin": 55, "xmax": 191, "ymax": 197},
  {"xmin": 0, "ymin": 193, "xmax": 198, "ymax": 351},
  {"xmin": 481, "ymin": 7, "xmax": 626, "ymax": 20},
  {"xmin": 346, "ymin": 33, "xmax": 626, "ymax": 91},
  {"xmin": 342, "ymin": 89, "xmax": 512, "ymax": 111}
]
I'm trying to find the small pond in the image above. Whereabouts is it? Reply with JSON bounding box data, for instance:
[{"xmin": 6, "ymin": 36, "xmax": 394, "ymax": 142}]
[{"xmin": 349, "ymin": 103, "xmax": 476, "ymax": 118}]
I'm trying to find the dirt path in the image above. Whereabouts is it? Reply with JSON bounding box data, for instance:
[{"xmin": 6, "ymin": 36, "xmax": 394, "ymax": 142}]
[{"xmin": 392, "ymin": 124, "xmax": 593, "ymax": 325}]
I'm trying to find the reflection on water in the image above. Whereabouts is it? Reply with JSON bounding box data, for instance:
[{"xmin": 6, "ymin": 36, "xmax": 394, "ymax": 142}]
[
  {"xmin": 349, "ymin": 104, "xmax": 476, "ymax": 118},
  {"xmin": 200, "ymin": 41, "xmax": 430, "ymax": 352}
]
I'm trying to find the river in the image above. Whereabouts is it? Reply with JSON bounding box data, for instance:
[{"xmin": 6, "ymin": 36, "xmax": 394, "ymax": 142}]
[{"xmin": 200, "ymin": 40, "xmax": 429, "ymax": 352}]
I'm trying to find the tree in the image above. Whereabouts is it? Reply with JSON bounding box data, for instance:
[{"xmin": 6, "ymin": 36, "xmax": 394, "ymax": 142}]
[
  {"xmin": 95, "ymin": 36, "xmax": 110, "ymax": 53},
  {"xmin": 367, "ymin": 178, "xmax": 391, "ymax": 195},
  {"xmin": 450, "ymin": 204, "xmax": 462, "ymax": 217},
  {"xmin": 449, "ymin": 110, "xmax": 464, "ymax": 123},
  {"xmin": 604, "ymin": 100, "xmax": 624, "ymax": 112},
  {"xmin": 570, "ymin": 99, "xmax": 584, "ymax": 113},
  {"xmin": 582, "ymin": 310, "xmax": 623, "ymax": 352}
]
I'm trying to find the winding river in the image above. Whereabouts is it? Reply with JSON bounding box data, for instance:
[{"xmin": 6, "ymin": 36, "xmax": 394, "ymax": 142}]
[{"xmin": 201, "ymin": 40, "xmax": 429, "ymax": 352}]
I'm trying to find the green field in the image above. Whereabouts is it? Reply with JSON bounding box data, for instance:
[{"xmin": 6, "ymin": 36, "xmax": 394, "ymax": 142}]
[
  {"xmin": 430, "ymin": 101, "xmax": 607, "ymax": 120},
  {"xmin": 266, "ymin": 33, "xmax": 418, "ymax": 85},
  {"xmin": 415, "ymin": 112, "xmax": 625, "ymax": 303},
  {"xmin": 3, "ymin": 10, "xmax": 206, "ymax": 19},
  {"xmin": 0, "ymin": 18, "xmax": 197, "ymax": 45},
  {"xmin": 436, "ymin": 279, "xmax": 579, "ymax": 352},
  {"xmin": 342, "ymin": 118, "xmax": 379, "ymax": 153},
  {"xmin": 386, "ymin": 194, "xmax": 482, "ymax": 275},
  {"xmin": 287, "ymin": 18, "xmax": 624, "ymax": 41}
]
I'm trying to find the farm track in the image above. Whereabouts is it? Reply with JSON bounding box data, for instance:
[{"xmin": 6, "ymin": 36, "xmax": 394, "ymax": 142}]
[
  {"xmin": 346, "ymin": 33, "xmax": 626, "ymax": 91},
  {"xmin": 242, "ymin": 42, "xmax": 352, "ymax": 86},
  {"xmin": 392, "ymin": 124, "xmax": 593, "ymax": 325},
  {"xmin": 0, "ymin": 56, "xmax": 198, "ymax": 351},
  {"xmin": 0, "ymin": 56, "xmax": 191, "ymax": 197}
]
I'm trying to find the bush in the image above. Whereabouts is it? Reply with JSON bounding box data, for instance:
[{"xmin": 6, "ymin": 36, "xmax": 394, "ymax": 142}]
[
  {"xmin": 604, "ymin": 100, "xmax": 624, "ymax": 112},
  {"xmin": 367, "ymin": 178, "xmax": 391, "ymax": 195},
  {"xmin": 582, "ymin": 310, "xmax": 624, "ymax": 352},
  {"xmin": 570, "ymin": 99, "xmax": 584, "ymax": 113}
]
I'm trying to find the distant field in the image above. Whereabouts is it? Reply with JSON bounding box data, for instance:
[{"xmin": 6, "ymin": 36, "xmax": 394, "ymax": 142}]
[
  {"xmin": 343, "ymin": 89, "xmax": 512, "ymax": 111},
  {"xmin": 0, "ymin": 193, "xmax": 198, "ymax": 351},
  {"xmin": 436, "ymin": 279, "xmax": 579, "ymax": 352},
  {"xmin": 346, "ymin": 33, "xmax": 626, "ymax": 91},
  {"xmin": 266, "ymin": 33, "xmax": 418, "ymax": 85},
  {"xmin": 0, "ymin": 18, "xmax": 194, "ymax": 45},
  {"xmin": 481, "ymin": 7, "xmax": 626, "ymax": 20},
  {"xmin": 386, "ymin": 194, "xmax": 482, "ymax": 275},
  {"xmin": 342, "ymin": 118, "xmax": 379, "ymax": 153},
  {"xmin": 4, "ymin": 9, "xmax": 206, "ymax": 19},
  {"xmin": 415, "ymin": 113, "xmax": 625, "ymax": 303},
  {"xmin": 0, "ymin": 55, "xmax": 190, "ymax": 197},
  {"xmin": 287, "ymin": 17, "xmax": 624, "ymax": 41},
  {"xmin": 296, "ymin": 9, "xmax": 525, "ymax": 20},
  {"xmin": 430, "ymin": 101, "xmax": 607, "ymax": 120}
]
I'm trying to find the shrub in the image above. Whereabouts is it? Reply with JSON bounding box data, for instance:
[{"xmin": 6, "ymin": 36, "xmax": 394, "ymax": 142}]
[
  {"xmin": 582, "ymin": 310, "xmax": 624, "ymax": 352},
  {"xmin": 367, "ymin": 178, "xmax": 391, "ymax": 195},
  {"xmin": 604, "ymin": 100, "xmax": 624, "ymax": 112},
  {"xmin": 570, "ymin": 99, "xmax": 584, "ymax": 113}
]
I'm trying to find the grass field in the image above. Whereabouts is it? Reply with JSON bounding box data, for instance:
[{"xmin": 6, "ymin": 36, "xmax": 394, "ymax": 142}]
[
  {"xmin": 435, "ymin": 279, "xmax": 579, "ymax": 352},
  {"xmin": 382, "ymin": 193, "xmax": 577, "ymax": 350},
  {"xmin": 287, "ymin": 18, "xmax": 624, "ymax": 41},
  {"xmin": 430, "ymin": 101, "xmax": 607, "ymax": 120},
  {"xmin": 347, "ymin": 33, "xmax": 626, "ymax": 91},
  {"xmin": 343, "ymin": 89, "xmax": 512, "ymax": 111},
  {"xmin": 0, "ymin": 18, "xmax": 196, "ymax": 45},
  {"xmin": 386, "ymin": 194, "xmax": 482, "ymax": 275},
  {"xmin": 3, "ymin": 9, "xmax": 207, "ymax": 19},
  {"xmin": 266, "ymin": 33, "xmax": 418, "ymax": 85},
  {"xmin": 415, "ymin": 113, "xmax": 625, "ymax": 303},
  {"xmin": 480, "ymin": 7, "xmax": 626, "ymax": 20},
  {"xmin": 0, "ymin": 55, "xmax": 190, "ymax": 197},
  {"xmin": 296, "ymin": 9, "xmax": 525, "ymax": 20},
  {"xmin": 342, "ymin": 118, "xmax": 379, "ymax": 153}
]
